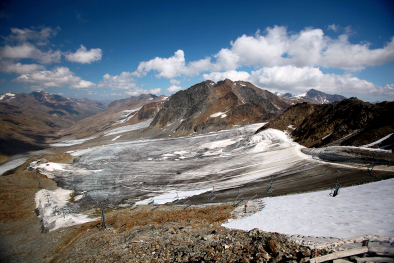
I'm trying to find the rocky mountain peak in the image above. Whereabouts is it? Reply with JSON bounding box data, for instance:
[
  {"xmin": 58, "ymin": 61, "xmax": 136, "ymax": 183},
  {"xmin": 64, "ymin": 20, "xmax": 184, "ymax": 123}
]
[{"xmin": 144, "ymin": 79, "xmax": 290, "ymax": 137}]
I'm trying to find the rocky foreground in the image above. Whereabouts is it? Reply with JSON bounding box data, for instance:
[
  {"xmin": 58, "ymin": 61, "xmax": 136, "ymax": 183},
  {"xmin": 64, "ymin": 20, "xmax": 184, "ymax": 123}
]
[{"xmin": 45, "ymin": 205, "xmax": 323, "ymax": 263}]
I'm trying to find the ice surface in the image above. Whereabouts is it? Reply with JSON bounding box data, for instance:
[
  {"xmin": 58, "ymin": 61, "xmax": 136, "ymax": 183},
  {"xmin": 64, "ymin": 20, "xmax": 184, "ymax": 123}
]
[
  {"xmin": 103, "ymin": 119, "xmax": 152, "ymax": 136},
  {"xmin": 32, "ymin": 121, "xmax": 394, "ymax": 236},
  {"xmin": 50, "ymin": 135, "xmax": 100, "ymax": 147},
  {"xmin": 0, "ymin": 155, "xmax": 29, "ymax": 175},
  {"xmin": 223, "ymin": 178, "xmax": 394, "ymax": 238},
  {"xmin": 54, "ymin": 123, "xmax": 319, "ymax": 204}
]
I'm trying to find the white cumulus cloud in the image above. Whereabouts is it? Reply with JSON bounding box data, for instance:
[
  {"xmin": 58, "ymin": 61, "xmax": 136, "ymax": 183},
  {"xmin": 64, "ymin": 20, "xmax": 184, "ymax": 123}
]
[
  {"xmin": 124, "ymin": 88, "xmax": 147, "ymax": 96},
  {"xmin": 0, "ymin": 43, "xmax": 61, "ymax": 64},
  {"xmin": 97, "ymin": 72, "xmax": 137, "ymax": 90},
  {"xmin": 327, "ymin": 24, "xmax": 338, "ymax": 32},
  {"xmin": 14, "ymin": 66, "xmax": 92, "ymax": 89},
  {"xmin": 148, "ymin": 88, "xmax": 161, "ymax": 94},
  {"xmin": 0, "ymin": 61, "xmax": 45, "ymax": 74},
  {"xmin": 248, "ymin": 65, "xmax": 394, "ymax": 97},
  {"xmin": 134, "ymin": 50, "xmax": 186, "ymax": 79},
  {"xmin": 70, "ymin": 79, "xmax": 96, "ymax": 89},
  {"xmin": 166, "ymin": 85, "xmax": 183, "ymax": 93},
  {"xmin": 5, "ymin": 27, "xmax": 59, "ymax": 45},
  {"xmin": 203, "ymin": 70, "xmax": 251, "ymax": 83},
  {"xmin": 65, "ymin": 45, "xmax": 102, "ymax": 64},
  {"xmin": 170, "ymin": 79, "xmax": 181, "ymax": 85}
]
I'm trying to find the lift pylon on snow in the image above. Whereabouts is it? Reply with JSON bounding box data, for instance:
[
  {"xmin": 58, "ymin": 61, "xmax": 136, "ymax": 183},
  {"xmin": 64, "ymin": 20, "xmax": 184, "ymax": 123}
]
[
  {"xmin": 329, "ymin": 171, "xmax": 341, "ymax": 197},
  {"xmin": 266, "ymin": 175, "xmax": 275, "ymax": 194}
]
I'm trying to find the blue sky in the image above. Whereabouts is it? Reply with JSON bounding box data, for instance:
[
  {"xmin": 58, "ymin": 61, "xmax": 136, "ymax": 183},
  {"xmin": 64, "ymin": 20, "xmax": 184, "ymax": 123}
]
[{"xmin": 0, "ymin": 0, "xmax": 393, "ymax": 102}]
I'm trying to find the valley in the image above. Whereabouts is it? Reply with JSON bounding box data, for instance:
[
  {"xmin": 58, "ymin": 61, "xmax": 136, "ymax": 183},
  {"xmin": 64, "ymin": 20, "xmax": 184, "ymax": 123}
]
[{"xmin": 0, "ymin": 80, "xmax": 393, "ymax": 262}]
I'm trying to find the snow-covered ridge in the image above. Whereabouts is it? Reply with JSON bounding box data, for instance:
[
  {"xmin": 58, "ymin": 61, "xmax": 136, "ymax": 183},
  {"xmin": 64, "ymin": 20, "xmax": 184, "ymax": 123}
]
[
  {"xmin": 294, "ymin": 92, "xmax": 307, "ymax": 98},
  {"xmin": 0, "ymin": 92, "xmax": 15, "ymax": 100}
]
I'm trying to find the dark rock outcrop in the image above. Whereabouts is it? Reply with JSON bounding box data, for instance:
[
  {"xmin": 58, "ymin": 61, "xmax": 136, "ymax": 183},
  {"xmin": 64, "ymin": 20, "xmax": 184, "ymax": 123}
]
[{"xmin": 257, "ymin": 97, "xmax": 394, "ymax": 149}]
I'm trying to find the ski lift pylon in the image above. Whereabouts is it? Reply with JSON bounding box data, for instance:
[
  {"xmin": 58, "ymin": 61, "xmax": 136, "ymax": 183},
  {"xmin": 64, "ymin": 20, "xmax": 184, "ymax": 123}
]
[
  {"xmin": 367, "ymin": 153, "xmax": 377, "ymax": 179},
  {"xmin": 234, "ymin": 187, "xmax": 245, "ymax": 207},
  {"xmin": 329, "ymin": 171, "xmax": 341, "ymax": 197},
  {"xmin": 266, "ymin": 175, "xmax": 275, "ymax": 194},
  {"xmin": 208, "ymin": 186, "xmax": 216, "ymax": 201}
]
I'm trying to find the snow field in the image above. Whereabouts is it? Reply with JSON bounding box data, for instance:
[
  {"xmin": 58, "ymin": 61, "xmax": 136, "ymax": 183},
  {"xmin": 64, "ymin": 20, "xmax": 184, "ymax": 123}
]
[
  {"xmin": 33, "ymin": 122, "xmax": 394, "ymax": 237},
  {"xmin": 136, "ymin": 189, "xmax": 211, "ymax": 205},
  {"xmin": 50, "ymin": 135, "xmax": 100, "ymax": 147},
  {"xmin": 0, "ymin": 156, "xmax": 29, "ymax": 175},
  {"xmin": 223, "ymin": 178, "xmax": 394, "ymax": 238},
  {"xmin": 35, "ymin": 188, "xmax": 95, "ymax": 232}
]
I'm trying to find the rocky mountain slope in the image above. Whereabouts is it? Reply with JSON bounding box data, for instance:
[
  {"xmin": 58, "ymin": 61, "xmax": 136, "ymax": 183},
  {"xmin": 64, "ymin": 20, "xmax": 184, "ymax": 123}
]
[
  {"xmin": 257, "ymin": 98, "xmax": 394, "ymax": 148},
  {"xmin": 55, "ymin": 94, "xmax": 167, "ymax": 140},
  {"xmin": 0, "ymin": 91, "xmax": 107, "ymax": 155},
  {"xmin": 143, "ymin": 79, "xmax": 291, "ymax": 137}
]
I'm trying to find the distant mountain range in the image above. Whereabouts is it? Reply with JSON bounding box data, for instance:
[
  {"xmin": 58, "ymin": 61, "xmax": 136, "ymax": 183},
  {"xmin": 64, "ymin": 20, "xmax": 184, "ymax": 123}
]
[
  {"xmin": 56, "ymin": 93, "xmax": 167, "ymax": 140},
  {"xmin": 0, "ymin": 81, "xmax": 361, "ymax": 155},
  {"xmin": 276, "ymin": 89, "xmax": 346, "ymax": 104},
  {"xmin": 0, "ymin": 91, "xmax": 106, "ymax": 155}
]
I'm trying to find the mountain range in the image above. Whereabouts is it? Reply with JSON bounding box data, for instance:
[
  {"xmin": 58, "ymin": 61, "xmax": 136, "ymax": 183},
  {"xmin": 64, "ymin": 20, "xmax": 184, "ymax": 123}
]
[
  {"xmin": 0, "ymin": 91, "xmax": 106, "ymax": 155},
  {"xmin": 7, "ymin": 80, "xmax": 390, "ymax": 157},
  {"xmin": 277, "ymin": 89, "xmax": 346, "ymax": 104}
]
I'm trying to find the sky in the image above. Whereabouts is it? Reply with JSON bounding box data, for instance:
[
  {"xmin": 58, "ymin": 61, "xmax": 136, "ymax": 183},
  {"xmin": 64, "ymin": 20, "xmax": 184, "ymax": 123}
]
[{"xmin": 0, "ymin": 0, "xmax": 393, "ymax": 103}]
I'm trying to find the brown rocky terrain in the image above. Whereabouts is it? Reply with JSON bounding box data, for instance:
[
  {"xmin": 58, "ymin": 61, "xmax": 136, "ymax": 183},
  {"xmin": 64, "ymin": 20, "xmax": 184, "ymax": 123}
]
[
  {"xmin": 257, "ymin": 98, "xmax": 394, "ymax": 149},
  {"xmin": 143, "ymin": 79, "xmax": 291, "ymax": 137},
  {"xmin": 0, "ymin": 91, "xmax": 107, "ymax": 156},
  {"xmin": 54, "ymin": 94, "xmax": 166, "ymax": 141}
]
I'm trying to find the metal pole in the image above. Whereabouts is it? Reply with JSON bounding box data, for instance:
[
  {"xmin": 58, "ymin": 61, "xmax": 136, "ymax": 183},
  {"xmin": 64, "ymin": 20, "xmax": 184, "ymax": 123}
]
[{"xmin": 100, "ymin": 202, "xmax": 106, "ymax": 229}]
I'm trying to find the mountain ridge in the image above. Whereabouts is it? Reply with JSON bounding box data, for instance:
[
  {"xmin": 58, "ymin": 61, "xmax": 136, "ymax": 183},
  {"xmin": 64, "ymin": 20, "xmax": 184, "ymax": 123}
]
[
  {"xmin": 0, "ymin": 91, "xmax": 107, "ymax": 155},
  {"xmin": 143, "ymin": 79, "xmax": 291, "ymax": 137},
  {"xmin": 257, "ymin": 97, "xmax": 394, "ymax": 148}
]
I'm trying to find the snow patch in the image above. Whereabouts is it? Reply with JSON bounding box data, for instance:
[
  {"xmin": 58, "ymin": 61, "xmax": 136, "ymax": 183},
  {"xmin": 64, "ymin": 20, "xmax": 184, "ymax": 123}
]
[
  {"xmin": 104, "ymin": 119, "xmax": 152, "ymax": 136},
  {"xmin": 210, "ymin": 112, "xmax": 227, "ymax": 118},
  {"xmin": 136, "ymin": 189, "xmax": 210, "ymax": 205},
  {"xmin": 322, "ymin": 133, "xmax": 332, "ymax": 140},
  {"xmin": 0, "ymin": 92, "xmax": 15, "ymax": 100},
  {"xmin": 111, "ymin": 135, "xmax": 121, "ymax": 141},
  {"xmin": 362, "ymin": 133, "xmax": 393, "ymax": 148},
  {"xmin": 35, "ymin": 188, "xmax": 95, "ymax": 232},
  {"xmin": 50, "ymin": 135, "xmax": 100, "ymax": 147},
  {"xmin": 115, "ymin": 108, "xmax": 141, "ymax": 124},
  {"xmin": 223, "ymin": 178, "xmax": 394, "ymax": 238}
]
